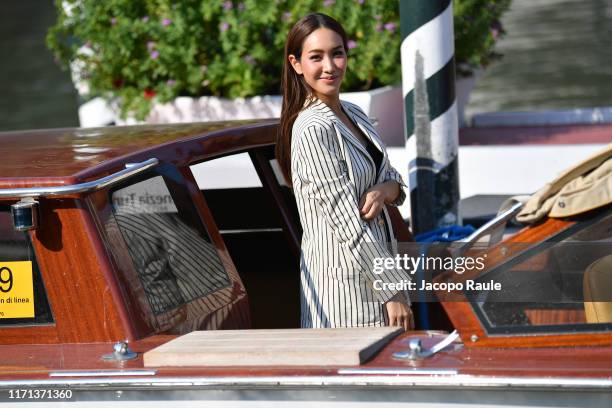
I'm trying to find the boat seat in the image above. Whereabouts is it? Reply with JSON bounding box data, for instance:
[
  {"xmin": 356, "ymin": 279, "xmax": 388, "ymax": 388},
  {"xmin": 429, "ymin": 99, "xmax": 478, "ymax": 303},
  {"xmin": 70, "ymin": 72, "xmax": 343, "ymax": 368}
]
[{"xmin": 583, "ymin": 255, "xmax": 612, "ymax": 323}]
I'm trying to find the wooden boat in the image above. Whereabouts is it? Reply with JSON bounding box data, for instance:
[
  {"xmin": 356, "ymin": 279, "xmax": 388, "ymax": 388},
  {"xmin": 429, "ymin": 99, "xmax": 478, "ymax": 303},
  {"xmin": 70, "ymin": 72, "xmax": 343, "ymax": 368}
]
[{"xmin": 0, "ymin": 122, "xmax": 611, "ymax": 406}]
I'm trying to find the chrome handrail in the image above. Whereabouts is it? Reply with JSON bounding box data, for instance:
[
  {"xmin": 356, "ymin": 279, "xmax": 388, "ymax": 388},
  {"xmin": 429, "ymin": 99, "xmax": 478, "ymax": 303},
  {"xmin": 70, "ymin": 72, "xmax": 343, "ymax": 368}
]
[
  {"xmin": 460, "ymin": 202, "xmax": 524, "ymax": 244},
  {"xmin": 451, "ymin": 201, "xmax": 524, "ymax": 256},
  {"xmin": 0, "ymin": 158, "xmax": 159, "ymax": 199}
]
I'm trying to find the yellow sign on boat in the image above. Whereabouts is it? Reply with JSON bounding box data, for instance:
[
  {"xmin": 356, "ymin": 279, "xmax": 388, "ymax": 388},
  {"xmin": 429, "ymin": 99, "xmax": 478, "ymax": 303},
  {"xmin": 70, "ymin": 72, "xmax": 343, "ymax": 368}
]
[{"xmin": 0, "ymin": 261, "xmax": 35, "ymax": 318}]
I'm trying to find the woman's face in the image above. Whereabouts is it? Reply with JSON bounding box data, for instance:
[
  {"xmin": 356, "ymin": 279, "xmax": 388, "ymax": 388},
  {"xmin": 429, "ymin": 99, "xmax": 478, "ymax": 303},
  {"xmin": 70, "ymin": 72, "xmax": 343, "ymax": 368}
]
[{"xmin": 289, "ymin": 27, "xmax": 347, "ymax": 101}]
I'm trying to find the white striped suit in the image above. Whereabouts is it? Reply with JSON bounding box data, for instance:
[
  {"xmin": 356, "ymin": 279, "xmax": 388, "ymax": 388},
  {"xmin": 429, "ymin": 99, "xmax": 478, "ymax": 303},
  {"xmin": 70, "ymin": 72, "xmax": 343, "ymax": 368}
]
[{"xmin": 291, "ymin": 98, "xmax": 411, "ymax": 328}]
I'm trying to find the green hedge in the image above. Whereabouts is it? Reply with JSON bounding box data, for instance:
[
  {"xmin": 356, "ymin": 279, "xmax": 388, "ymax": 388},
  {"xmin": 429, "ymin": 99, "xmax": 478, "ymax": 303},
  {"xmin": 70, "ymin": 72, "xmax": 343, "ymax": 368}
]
[{"xmin": 48, "ymin": 0, "xmax": 510, "ymax": 119}]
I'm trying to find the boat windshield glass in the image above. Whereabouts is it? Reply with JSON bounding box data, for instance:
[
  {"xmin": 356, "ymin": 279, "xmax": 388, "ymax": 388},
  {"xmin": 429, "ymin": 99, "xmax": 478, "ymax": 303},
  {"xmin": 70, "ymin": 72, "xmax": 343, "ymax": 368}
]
[
  {"xmin": 110, "ymin": 173, "xmax": 231, "ymax": 316},
  {"xmin": 467, "ymin": 206, "xmax": 612, "ymax": 335}
]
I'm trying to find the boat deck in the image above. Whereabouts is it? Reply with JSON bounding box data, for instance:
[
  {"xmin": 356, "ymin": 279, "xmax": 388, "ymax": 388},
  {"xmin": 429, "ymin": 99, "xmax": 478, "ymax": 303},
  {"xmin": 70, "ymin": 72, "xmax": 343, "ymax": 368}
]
[{"xmin": 3, "ymin": 331, "xmax": 612, "ymax": 384}]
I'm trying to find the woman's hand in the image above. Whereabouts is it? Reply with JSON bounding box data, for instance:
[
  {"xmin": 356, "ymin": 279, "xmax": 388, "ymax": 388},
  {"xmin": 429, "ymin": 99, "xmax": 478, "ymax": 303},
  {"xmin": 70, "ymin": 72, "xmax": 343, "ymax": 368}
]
[
  {"xmin": 385, "ymin": 297, "xmax": 414, "ymax": 331},
  {"xmin": 359, "ymin": 180, "xmax": 400, "ymax": 220}
]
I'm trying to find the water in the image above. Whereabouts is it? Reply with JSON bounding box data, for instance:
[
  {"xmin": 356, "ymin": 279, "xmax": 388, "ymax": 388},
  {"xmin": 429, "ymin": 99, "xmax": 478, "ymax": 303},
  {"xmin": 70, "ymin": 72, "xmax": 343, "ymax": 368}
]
[
  {"xmin": 466, "ymin": 0, "xmax": 612, "ymax": 118},
  {"xmin": 0, "ymin": 1, "xmax": 79, "ymax": 132},
  {"xmin": 1, "ymin": 0, "xmax": 611, "ymax": 132}
]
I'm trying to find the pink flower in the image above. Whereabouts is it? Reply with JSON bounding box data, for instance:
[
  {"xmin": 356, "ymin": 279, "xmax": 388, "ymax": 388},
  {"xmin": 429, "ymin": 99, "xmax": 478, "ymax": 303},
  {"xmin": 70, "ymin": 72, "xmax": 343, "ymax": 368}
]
[
  {"xmin": 243, "ymin": 54, "xmax": 255, "ymax": 65},
  {"xmin": 162, "ymin": 18, "xmax": 172, "ymax": 26},
  {"xmin": 282, "ymin": 11, "xmax": 292, "ymax": 21},
  {"xmin": 490, "ymin": 20, "xmax": 502, "ymax": 41},
  {"xmin": 223, "ymin": 1, "xmax": 233, "ymax": 10},
  {"xmin": 147, "ymin": 41, "xmax": 156, "ymax": 51},
  {"xmin": 347, "ymin": 40, "xmax": 357, "ymax": 49},
  {"xmin": 220, "ymin": 22, "xmax": 230, "ymax": 32},
  {"xmin": 356, "ymin": 0, "xmax": 364, "ymax": 4},
  {"xmin": 384, "ymin": 22, "xmax": 396, "ymax": 32},
  {"xmin": 324, "ymin": 0, "xmax": 335, "ymax": 6},
  {"xmin": 142, "ymin": 16, "xmax": 149, "ymax": 23},
  {"xmin": 111, "ymin": 17, "xmax": 117, "ymax": 25},
  {"xmin": 150, "ymin": 50, "xmax": 159, "ymax": 59},
  {"xmin": 166, "ymin": 79, "xmax": 176, "ymax": 86},
  {"xmin": 238, "ymin": 2, "xmax": 245, "ymax": 11}
]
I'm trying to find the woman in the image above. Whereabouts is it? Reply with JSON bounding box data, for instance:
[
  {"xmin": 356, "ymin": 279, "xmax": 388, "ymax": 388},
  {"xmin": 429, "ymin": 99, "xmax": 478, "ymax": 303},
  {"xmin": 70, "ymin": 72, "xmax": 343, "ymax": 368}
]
[{"xmin": 276, "ymin": 13, "xmax": 413, "ymax": 330}]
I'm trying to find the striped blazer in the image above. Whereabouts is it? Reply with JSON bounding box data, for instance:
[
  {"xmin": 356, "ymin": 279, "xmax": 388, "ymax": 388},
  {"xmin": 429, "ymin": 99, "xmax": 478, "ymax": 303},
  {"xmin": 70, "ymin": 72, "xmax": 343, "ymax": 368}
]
[{"xmin": 291, "ymin": 98, "xmax": 411, "ymax": 328}]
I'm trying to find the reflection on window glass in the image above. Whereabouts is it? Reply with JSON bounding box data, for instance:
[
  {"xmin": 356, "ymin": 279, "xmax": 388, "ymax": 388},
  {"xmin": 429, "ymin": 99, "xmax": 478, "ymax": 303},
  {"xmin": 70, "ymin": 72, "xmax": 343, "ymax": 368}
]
[
  {"xmin": 470, "ymin": 207, "xmax": 612, "ymax": 335},
  {"xmin": 0, "ymin": 205, "xmax": 53, "ymax": 326},
  {"xmin": 111, "ymin": 176, "xmax": 230, "ymax": 315}
]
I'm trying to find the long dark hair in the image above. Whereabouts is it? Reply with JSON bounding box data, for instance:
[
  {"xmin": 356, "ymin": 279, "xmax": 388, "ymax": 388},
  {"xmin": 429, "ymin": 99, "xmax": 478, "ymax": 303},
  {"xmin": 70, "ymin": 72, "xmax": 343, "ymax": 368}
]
[{"xmin": 276, "ymin": 13, "xmax": 348, "ymax": 185}]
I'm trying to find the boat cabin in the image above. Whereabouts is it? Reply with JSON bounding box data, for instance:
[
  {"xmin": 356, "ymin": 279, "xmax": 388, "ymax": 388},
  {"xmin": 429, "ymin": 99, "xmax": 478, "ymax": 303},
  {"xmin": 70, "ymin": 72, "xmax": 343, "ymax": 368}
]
[{"xmin": 1, "ymin": 122, "xmax": 612, "ymax": 405}]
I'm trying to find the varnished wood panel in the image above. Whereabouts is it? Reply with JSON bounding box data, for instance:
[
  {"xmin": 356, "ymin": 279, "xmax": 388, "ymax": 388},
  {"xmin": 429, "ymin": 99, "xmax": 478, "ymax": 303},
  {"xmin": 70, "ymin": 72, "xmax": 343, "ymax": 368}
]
[
  {"xmin": 368, "ymin": 331, "xmax": 612, "ymax": 378},
  {"xmin": 0, "ymin": 122, "xmax": 269, "ymax": 182},
  {"xmin": 3, "ymin": 199, "xmax": 131, "ymax": 345},
  {"xmin": 524, "ymin": 309, "xmax": 587, "ymax": 325},
  {"xmin": 0, "ymin": 325, "xmax": 59, "ymax": 345}
]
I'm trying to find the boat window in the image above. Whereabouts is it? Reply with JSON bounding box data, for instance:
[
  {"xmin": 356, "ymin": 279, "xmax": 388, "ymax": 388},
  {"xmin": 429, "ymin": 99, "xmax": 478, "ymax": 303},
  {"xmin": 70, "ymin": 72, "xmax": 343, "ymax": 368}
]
[
  {"xmin": 468, "ymin": 206, "xmax": 612, "ymax": 335},
  {"xmin": 110, "ymin": 172, "xmax": 231, "ymax": 316},
  {"xmin": 0, "ymin": 205, "xmax": 54, "ymax": 327}
]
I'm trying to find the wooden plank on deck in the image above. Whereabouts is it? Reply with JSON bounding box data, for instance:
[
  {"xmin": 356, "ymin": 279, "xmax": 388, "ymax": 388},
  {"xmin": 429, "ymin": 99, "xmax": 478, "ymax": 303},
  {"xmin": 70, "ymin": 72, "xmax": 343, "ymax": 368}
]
[{"xmin": 143, "ymin": 327, "xmax": 403, "ymax": 367}]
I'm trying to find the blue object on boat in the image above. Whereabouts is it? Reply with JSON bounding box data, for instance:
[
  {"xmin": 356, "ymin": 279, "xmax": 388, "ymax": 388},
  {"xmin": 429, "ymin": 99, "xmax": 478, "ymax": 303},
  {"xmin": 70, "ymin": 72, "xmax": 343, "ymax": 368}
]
[
  {"xmin": 412, "ymin": 225, "xmax": 476, "ymax": 329},
  {"xmin": 415, "ymin": 225, "xmax": 476, "ymax": 243}
]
